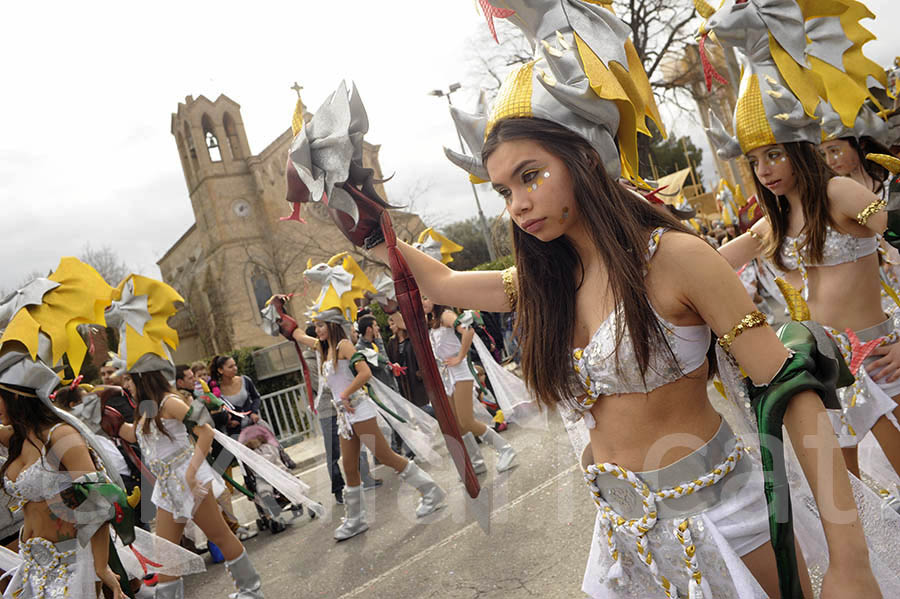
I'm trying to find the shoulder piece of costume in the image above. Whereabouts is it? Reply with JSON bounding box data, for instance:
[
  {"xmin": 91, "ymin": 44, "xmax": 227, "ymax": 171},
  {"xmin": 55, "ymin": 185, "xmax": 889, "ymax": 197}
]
[
  {"xmin": 304, "ymin": 252, "xmax": 375, "ymax": 333},
  {"xmin": 453, "ymin": 310, "xmax": 483, "ymax": 330},
  {"xmin": 413, "ymin": 228, "xmax": 464, "ymax": 265},
  {"xmin": 105, "ymin": 274, "xmax": 183, "ymax": 381},
  {"xmin": 445, "ymin": 0, "xmax": 664, "ymax": 185},
  {"xmin": 183, "ymin": 397, "xmax": 216, "ymax": 431},
  {"xmin": 700, "ymin": 0, "xmax": 886, "ymax": 159},
  {"xmin": 821, "ymin": 100, "xmax": 889, "ymax": 145},
  {"xmin": 284, "ymin": 81, "xmax": 394, "ymax": 228}
]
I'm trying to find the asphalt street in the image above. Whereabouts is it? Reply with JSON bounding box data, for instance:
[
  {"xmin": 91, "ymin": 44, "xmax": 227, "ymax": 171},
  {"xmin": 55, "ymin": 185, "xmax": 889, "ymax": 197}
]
[{"xmin": 184, "ymin": 414, "xmax": 596, "ymax": 599}]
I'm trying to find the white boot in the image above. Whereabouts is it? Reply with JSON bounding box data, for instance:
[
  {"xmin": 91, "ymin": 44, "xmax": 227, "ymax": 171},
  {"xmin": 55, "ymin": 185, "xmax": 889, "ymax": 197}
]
[
  {"xmin": 154, "ymin": 579, "xmax": 184, "ymax": 599},
  {"xmin": 480, "ymin": 427, "xmax": 517, "ymax": 472},
  {"xmin": 225, "ymin": 549, "xmax": 264, "ymax": 598},
  {"xmin": 462, "ymin": 432, "xmax": 487, "ymax": 475},
  {"xmin": 334, "ymin": 485, "xmax": 369, "ymax": 540},
  {"xmin": 399, "ymin": 461, "xmax": 446, "ymax": 517}
]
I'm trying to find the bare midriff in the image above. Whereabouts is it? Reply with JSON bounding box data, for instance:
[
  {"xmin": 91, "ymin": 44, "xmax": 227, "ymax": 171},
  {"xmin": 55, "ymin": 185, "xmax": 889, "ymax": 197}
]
[
  {"xmin": 21, "ymin": 499, "xmax": 78, "ymax": 544},
  {"xmin": 784, "ymin": 252, "xmax": 885, "ymax": 331},
  {"xmin": 586, "ymin": 362, "xmax": 722, "ymax": 472}
]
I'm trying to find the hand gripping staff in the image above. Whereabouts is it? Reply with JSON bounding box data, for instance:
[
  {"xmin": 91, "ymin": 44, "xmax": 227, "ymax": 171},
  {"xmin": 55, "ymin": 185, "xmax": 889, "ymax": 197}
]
[{"xmin": 278, "ymin": 81, "xmax": 486, "ymax": 525}]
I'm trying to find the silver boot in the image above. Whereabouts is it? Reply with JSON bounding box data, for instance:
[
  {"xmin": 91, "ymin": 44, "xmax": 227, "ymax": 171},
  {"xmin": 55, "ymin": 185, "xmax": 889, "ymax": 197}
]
[
  {"xmin": 154, "ymin": 579, "xmax": 184, "ymax": 599},
  {"xmin": 462, "ymin": 432, "xmax": 487, "ymax": 475},
  {"xmin": 480, "ymin": 427, "xmax": 517, "ymax": 472},
  {"xmin": 224, "ymin": 549, "xmax": 264, "ymax": 599},
  {"xmin": 334, "ymin": 484, "xmax": 369, "ymax": 541},
  {"xmin": 399, "ymin": 461, "xmax": 446, "ymax": 517}
]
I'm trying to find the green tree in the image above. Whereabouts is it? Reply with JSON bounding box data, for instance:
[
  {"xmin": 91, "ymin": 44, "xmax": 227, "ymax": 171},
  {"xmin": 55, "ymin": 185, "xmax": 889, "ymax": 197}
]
[
  {"xmin": 442, "ymin": 217, "xmax": 494, "ymax": 271},
  {"xmin": 642, "ymin": 121, "xmax": 704, "ymax": 187}
]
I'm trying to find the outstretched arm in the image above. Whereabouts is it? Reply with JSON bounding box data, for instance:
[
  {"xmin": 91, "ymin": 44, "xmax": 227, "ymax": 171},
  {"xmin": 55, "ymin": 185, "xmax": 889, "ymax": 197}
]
[
  {"xmin": 370, "ymin": 240, "xmax": 512, "ymax": 312},
  {"xmin": 718, "ymin": 218, "xmax": 769, "ymax": 270}
]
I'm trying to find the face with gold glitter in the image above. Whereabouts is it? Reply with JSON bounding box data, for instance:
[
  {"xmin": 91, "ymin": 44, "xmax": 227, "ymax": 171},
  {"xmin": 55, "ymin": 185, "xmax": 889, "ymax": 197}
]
[
  {"xmin": 486, "ymin": 138, "xmax": 576, "ymax": 242},
  {"xmin": 747, "ymin": 144, "xmax": 796, "ymax": 197},
  {"xmin": 818, "ymin": 139, "xmax": 857, "ymax": 176}
]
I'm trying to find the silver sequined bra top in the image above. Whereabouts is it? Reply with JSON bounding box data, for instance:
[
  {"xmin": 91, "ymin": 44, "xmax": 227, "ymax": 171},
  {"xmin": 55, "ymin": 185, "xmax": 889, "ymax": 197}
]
[
  {"xmin": 3, "ymin": 424, "xmax": 72, "ymax": 511},
  {"xmin": 779, "ymin": 225, "xmax": 877, "ymax": 271},
  {"xmin": 568, "ymin": 228, "xmax": 711, "ymax": 410}
]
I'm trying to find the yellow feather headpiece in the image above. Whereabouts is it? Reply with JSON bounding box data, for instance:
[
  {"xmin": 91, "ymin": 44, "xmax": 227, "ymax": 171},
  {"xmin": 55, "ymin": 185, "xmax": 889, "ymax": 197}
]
[
  {"xmin": 304, "ymin": 253, "xmax": 375, "ymax": 323},
  {"xmin": 0, "ymin": 257, "xmax": 112, "ymax": 376},
  {"xmin": 414, "ymin": 228, "xmax": 464, "ymax": 265},
  {"xmin": 107, "ymin": 275, "xmax": 183, "ymax": 374}
]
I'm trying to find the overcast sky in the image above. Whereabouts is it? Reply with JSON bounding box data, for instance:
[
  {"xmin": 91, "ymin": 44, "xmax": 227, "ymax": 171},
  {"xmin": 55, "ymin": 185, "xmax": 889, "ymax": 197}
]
[{"xmin": 2, "ymin": 0, "xmax": 898, "ymax": 291}]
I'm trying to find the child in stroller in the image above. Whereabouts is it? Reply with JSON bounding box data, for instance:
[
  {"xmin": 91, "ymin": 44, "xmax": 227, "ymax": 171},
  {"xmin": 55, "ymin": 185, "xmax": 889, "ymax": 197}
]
[{"xmin": 239, "ymin": 424, "xmax": 316, "ymax": 534}]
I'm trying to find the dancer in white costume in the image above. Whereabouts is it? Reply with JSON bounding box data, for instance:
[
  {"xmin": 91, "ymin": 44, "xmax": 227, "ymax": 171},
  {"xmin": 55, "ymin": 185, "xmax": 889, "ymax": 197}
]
[
  {"xmin": 358, "ymin": 2, "xmax": 899, "ymax": 596},
  {"xmin": 263, "ymin": 253, "xmax": 445, "ymax": 541}
]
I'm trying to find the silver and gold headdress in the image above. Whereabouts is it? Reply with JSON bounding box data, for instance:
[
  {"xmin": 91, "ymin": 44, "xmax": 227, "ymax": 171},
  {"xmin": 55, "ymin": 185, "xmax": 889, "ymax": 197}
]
[
  {"xmin": 302, "ymin": 253, "xmax": 375, "ymax": 335},
  {"xmin": 821, "ymin": 101, "xmax": 888, "ymax": 145},
  {"xmin": 445, "ymin": 1, "xmax": 664, "ymax": 184},
  {"xmin": 700, "ymin": 0, "xmax": 886, "ymax": 158}
]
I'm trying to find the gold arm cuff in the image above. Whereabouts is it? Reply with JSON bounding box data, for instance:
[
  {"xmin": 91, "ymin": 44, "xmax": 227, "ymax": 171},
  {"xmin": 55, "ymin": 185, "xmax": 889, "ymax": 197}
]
[
  {"xmin": 748, "ymin": 229, "xmax": 763, "ymax": 245},
  {"xmin": 501, "ymin": 266, "xmax": 518, "ymax": 311},
  {"xmin": 856, "ymin": 198, "xmax": 887, "ymax": 226},
  {"xmin": 717, "ymin": 310, "xmax": 768, "ymax": 352}
]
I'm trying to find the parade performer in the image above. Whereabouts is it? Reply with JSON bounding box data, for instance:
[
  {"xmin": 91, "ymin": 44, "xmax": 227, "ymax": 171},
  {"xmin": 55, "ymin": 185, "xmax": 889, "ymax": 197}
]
[
  {"xmin": 414, "ymin": 229, "xmax": 519, "ymax": 473},
  {"xmin": 282, "ymin": 1, "xmax": 900, "ymax": 597},
  {"xmin": 704, "ymin": 0, "xmax": 900, "ymax": 486},
  {"xmin": 262, "ymin": 252, "xmax": 445, "ymax": 541},
  {"xmin": 0, "ymin": 259, "xmax": 204, "ymax": 599},
  {"xmin": 107, "ymin": 274, "xmax": 319, "ymax": 599},
  {"xmin": 819, "ymin": 101, "xmax": 891, "ymax": 197}
]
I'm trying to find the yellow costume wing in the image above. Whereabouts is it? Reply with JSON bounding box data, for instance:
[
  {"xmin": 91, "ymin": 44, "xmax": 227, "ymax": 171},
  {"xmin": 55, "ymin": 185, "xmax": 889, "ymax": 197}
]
[{"xmin": 112, "ymin": 275, "xmax": 184, "ymax": 371}]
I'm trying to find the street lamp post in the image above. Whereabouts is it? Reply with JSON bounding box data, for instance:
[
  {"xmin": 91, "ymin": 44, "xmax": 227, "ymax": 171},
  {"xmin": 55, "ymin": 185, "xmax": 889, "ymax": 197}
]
[{"xmin": 429, "ymin": 83, "xmax": 498, "ymax": 262}]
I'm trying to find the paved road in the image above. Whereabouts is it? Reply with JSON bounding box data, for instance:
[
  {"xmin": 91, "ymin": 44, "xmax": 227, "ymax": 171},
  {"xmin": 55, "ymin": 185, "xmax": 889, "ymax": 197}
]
[{"xmin": 184, "ymin": 415, "xmax": 596, "ymax": 599}]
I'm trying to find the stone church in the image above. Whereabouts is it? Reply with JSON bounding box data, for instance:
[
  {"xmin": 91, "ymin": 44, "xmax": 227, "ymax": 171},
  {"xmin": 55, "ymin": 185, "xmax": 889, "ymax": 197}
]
[{"xmin": 159, "ymin": 93, "xmax": 423, "ymax": 364}]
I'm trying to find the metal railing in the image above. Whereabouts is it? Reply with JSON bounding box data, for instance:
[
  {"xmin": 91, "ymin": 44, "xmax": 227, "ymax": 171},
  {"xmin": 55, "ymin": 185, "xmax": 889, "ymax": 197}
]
[{"xmin": 259, "ymin": 384, "xmax": 317, "ymax": 447}]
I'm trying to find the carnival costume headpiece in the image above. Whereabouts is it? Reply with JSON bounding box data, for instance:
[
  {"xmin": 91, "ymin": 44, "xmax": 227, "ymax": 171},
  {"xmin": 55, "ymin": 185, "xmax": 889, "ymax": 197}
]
[
  {"xmin": 105, "ymin": 274, "xmax": 183, "ymax": 381},
  {"xmin": 715, "ymin": 179, "xmax": 744, "ymax": 228},
  {"xmin": 302, "ymin": 252, "xmax": 375, "ymax": 334},
  {"xmin": 700, "ymin": 0, "xmax": 886, "ymax": 158},
  {"xmin": 444, "ymin": 0, "xmax": 664, "ymax": 184},
  {"xmin": 412, "ymin": 228, "xmax": 464, "ymax": 265},
  {"xmin": 821, "ymin": 101, "xmax": 889, "ymax": 145}
]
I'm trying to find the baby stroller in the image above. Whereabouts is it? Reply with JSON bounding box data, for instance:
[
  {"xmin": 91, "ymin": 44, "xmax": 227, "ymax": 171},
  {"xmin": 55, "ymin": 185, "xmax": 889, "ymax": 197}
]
[{"xmin": 238, "ymin": 424, "xmax": 316, "ymax": 534}]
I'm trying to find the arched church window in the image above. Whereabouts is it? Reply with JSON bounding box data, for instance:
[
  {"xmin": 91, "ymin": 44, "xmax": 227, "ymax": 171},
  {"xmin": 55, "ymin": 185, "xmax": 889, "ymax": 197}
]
[
  {"xmin": 184, "ymin": 122, "xmax": 199, "ymax": 172},
  {"xmin": 202, "ymin": 114, "xmax": 222, "ymax": 162},
  {"xmin": 223, "ymin": 112, "xmax": 243, "ymax": 159},
  {"xmin": 250, "ymin": 269, "xmax": 273, "ymax": 312}
]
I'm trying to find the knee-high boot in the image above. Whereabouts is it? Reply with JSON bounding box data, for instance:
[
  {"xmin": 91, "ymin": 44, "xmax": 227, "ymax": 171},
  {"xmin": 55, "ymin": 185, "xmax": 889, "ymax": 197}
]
[
  {"xmin": 398, "ymin": 461, "xmax": 446, "ymax": 517},
  {"xmin": 154, "ymin": 578, "xmax": 184, "ymax": 599},
  {"xmin": 462, "ymin": 432, "xmax": 487, "ymax": 474},
  {"xmin": 334, "ymin": 484, "xmax": 369, "ymax": 541},
  {"xmin": 224, "ymin": 549, "xmax": 265, "ymax": 598},
  {"xmin": 479, "ymin": 427, "xmax": 517, "ymax": 472}
]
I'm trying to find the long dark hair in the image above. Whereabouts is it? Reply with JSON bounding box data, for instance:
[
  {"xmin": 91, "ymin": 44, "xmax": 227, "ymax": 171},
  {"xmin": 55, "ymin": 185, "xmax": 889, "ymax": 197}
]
[
  {"xmin": 425, "ymin": 303, "xmax": 450, "ymax": 330},
  {"xmin": 754, "ymin": 142, "xmax": 836, "ymax": 271},
  {"xmin": 315, "ymin": 322, "xmax": 348, "ymax": 368},
  {"xmin": 481, "ymin": 117, "xmax": 690, "ymax": 407},
  {"xmin": 0, "ymin": 386, "xmax": 65, "ymax": 482},
  {"xmin": 129, "ymin": 371, "xmax": 175, "ymax": 438},
  {"xmin": 854, "ymin": 136, "xmax": 890, "ymax": 196}
]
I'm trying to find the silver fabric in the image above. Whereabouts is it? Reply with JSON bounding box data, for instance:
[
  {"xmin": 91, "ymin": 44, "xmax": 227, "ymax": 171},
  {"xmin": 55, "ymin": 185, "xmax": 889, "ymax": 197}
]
[
  {"xmin": 581, "ymin": 419, "xmax": 750, "ymax": 519},
  {"xmin": 154, "ymin": 578, "xmax": 185, "ymax": 599},
  {"xmin": 445, "ymin": 1, "xmax": 637, "ymax": 180},
  {"xmin": 779, "ymin": 226, "xmax": 878, "ymax": 270},
  {"xmin": 462, "ymin": 432, "xmax": 487, "ymax": 475},
  {"xmin": 399, "ymin": 461, "xmax": 446, "ymax": 518},
  {"xmin": 106, "ymin": 278, "xmax": 176, "ymax": 379},
  {"xmin": 0, "ymin": 279, "xmax": 58, "ymax": 329},
  {"xmin": 224, "ymin": 550, "xmax": 264, "ymax": 599},
  {"xmin": 334, "ymin": 484, "xmax": 368, "ymax": 540},
  {"xmin": 821, "ymin": 101, "xmax": 889, "ymax": 145}
]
